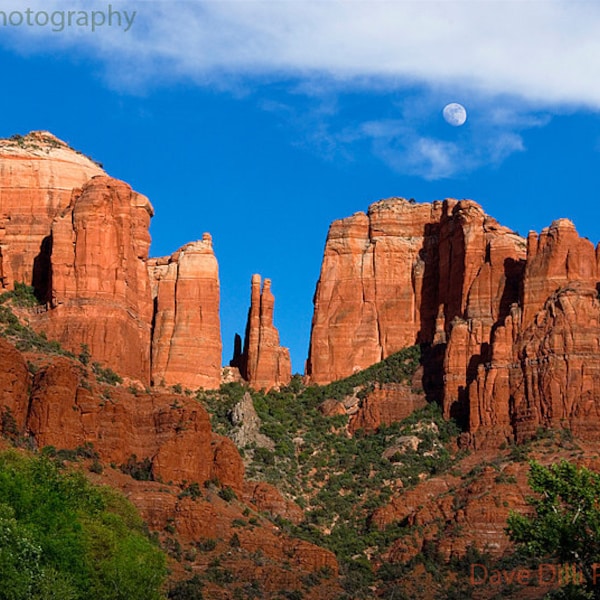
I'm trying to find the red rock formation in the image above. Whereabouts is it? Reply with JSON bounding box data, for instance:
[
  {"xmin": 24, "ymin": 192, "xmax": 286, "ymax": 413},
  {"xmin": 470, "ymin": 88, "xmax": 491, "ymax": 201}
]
[
  {"xmin": 522, "ymin": 219, "xmax": 598, "ymax": 327},
  {"xmin": 467, "ymin": 220, "xmax": 600, "ymax": 447},
  {"xmin": 0, "ymin": 131, "xmax": 103, "ymax": 292},
  {"xmin": 234, "ymin": 274, "xmax": 291, "ymax": 390},
  {"xmin": 0, "ymin": 337, "xmax": 29, "ymax": 432},
  {"xmin": 307, "ymin": 198, "xmax": 525, "ymax": 387},
  {"xmin": 149, "ymin": 235, "xmax": 222, "ymax": 390},
  {"xmin": 31, "ymin": 176, "xmax": 154, "ymax": 383},
  {"xmin": 26, "ymin": 356, "xmax": 244, "ymax": 492},
  {"xmin": 348, "ymin": 382, "xmax": 427, "ymax": 434},
  {"xmin": 376, "ymin": 461, "xmax": 531, "ymax": 563},
  {"xmin": 309, "ymin": 198, "xmax": 600, "ymax": 447},
  {"xmin": 243, "ymin": 481, "xmax": 304, "ymax": 524},
  {"xmin": 307, "ymin": 200, "xmax": 446, "ymax": 384}
]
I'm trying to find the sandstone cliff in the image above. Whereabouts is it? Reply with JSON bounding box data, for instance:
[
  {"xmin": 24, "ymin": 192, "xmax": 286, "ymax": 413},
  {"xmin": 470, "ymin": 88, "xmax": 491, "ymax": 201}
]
[
  {"xmin": 307, "ymin": 198, "xmax": 525, "ymax": 386},
  {"xmin": 468, "ymin": 220, "xmax": 600, "ymax": 447},
  {"xmin": 308, "ymin": 198, "xmax": 600, "ymax": 447},
  {"xmin": 31, "ymin": 176, "xmax": 154, "ymax": 383},
  {"xmin": 0, "ymin": 132, "xmax": 224, "ymax": 389},
  {"xmin": 232, "ymin": 274, "xmax": 291, "ymax": 390},
  {"xmin": 149, "ymin": 235, "xmax": 222, "ymax": 389},
  {"xmin": 0, "ymin": 132, "xmax": 104, "ymax": 292}
]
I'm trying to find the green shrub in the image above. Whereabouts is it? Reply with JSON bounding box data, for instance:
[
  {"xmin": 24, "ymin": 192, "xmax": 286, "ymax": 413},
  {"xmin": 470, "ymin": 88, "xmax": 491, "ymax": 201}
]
[
  {"xmin": 0, "ymin": 282, "xmax": 39, "ymax": 308},
  {"xmin": 168, "ymin": 574, "xmax": 204, "ymax": 599},
  {"xmin": 92, "ymin": 362, "xmax": 123, "ymax": 386},
  {"xmin": 0, "ymin": 450, "xmax": 167, "ymax": 599},
  {"xmin": 120, "ymin": 455, "xmax": 154, "ymax": 481},
  {"xmin": 219, "ymin": 486, "xmax": 237, "ymax": 502}
]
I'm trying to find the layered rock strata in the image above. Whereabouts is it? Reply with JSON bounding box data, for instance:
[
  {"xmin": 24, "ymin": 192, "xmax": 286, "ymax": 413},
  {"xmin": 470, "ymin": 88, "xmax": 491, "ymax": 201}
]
[
  {"xmin": 0, "ymin": 131, "xmax": 104, "ymax": 292},
  {"xmin": 0, "ymin": 132, "xmax": 224, "ymax": 389},
  {"xmin": 309, "ymin": 198, "xmax": 600, "ymax": 446},
  {"xmin": 32, "ymin": 176, "xmax": 154, "ymax": 383},
  {"xmin": 149, "ymin": 235, "xmax": 222, "ymax": 389},
  {"xmin": 468, "ymin": 220, "xmax": 600, "ymax": 447}
]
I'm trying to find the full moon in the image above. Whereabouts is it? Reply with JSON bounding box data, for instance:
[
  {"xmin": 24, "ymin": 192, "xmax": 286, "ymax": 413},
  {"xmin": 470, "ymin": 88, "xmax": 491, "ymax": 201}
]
[{"xmin": 443, "ymin": 103, "xmax": 467, "ymax": 127}]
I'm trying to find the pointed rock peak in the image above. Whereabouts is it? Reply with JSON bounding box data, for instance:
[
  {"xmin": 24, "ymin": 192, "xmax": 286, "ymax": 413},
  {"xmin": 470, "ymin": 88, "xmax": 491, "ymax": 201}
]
[{"xmin": 237, "ymin": 273, "xmax": 291, "ymax": 391}]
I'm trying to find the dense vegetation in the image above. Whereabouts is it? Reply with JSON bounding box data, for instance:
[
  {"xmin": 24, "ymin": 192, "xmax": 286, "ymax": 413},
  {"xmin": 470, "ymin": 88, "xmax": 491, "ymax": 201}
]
[
  {"xmin": 508, "ymin": 460, "xmax": 600, "ymax": 599},
  {"xmin": 0, "ymin": 450, "xmax": 167, "ymax": 600},
  {"xmin": 200, "ymin": 346, "xmax": 462, "ymax": 596}
]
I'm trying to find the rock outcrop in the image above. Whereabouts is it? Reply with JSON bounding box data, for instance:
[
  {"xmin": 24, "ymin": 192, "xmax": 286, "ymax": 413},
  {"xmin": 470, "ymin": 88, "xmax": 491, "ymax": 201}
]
[
  {"xmin": 348, "ymin": 382, "xmax": 427, "ymax": 435},
  {"xmin": 306, "ymin": 199, "xmax": 526, "ymax": 387},
  {"xmin": 0, "ymin": 132, "xmax": 224, "ymax": 389},
  {"xmin": 31, "ymin": 176, "xmax": 154, "ymax": 383},
  {"xmin": 229, "ymin": 391, "xmax": 275, "ymax": 450},
  {"xmin": 0, "ymin": 132, "xmax": 104, "ymax": 292},
  {"xmin": 309, "ymin": 198, "xmax": 600, "ymax": 447},
  {"xmin": 0, "ymin": 337, "xmax": 29, "ymax": 432},
  {"xmin": 307, "ymin": 201, "xmax": 443, "ymax": 384},
  {"xmin": 232, "ymin": 274, "xmax": 291, "ymax": 390},
  {"xmin": 149, "ymin": 235, "xmax": 222, "ymax": 389},
  {"xmin": 24, "ymin": 354, "xmax": 243, "ymax": 492}
]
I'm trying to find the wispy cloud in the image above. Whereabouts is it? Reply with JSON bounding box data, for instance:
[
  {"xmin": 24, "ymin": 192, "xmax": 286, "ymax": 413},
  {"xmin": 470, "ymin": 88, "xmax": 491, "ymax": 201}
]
[
  {"xmin": 2, "ymin": 0, "xmax": 600, "ymax": 108},
  {"xmin": 0, "ymin": 0, "xmax": 595, "ymax": 177},
  {"xmin": 343, "ymin": 117, "xmax": 527, "ymax": 180}
]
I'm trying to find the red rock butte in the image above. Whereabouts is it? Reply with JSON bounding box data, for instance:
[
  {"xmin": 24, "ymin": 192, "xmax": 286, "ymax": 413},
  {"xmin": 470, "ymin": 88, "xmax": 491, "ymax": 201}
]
[
  {"xmin": 0, "ymin": 131, "xmax": 104, "ymax": 289},
  {"xmin": 0, "ymin": 131, "xmax": 290, "ymax": 390},
  {"xmin": 148, "ymin": 235, "xmax": 222, "ymax": 390},
  {"xmin": 307, "ymin": 197, "xmax": 600, "ymax": 447}
]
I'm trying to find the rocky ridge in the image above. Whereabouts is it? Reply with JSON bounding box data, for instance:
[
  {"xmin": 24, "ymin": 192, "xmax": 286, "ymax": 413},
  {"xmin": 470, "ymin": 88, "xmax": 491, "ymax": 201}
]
[
  {"xmin": 0, "ymin": 132, "xmax": 286, "ymax": 390},
  {"xmin": 308, "ymin": 197, "xmax": 600, "ymax": 448}
]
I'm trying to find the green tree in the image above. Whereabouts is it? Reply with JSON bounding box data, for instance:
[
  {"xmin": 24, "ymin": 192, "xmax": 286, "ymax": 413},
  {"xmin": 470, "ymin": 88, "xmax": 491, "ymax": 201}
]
[{"xmin": 508, "ymin": 460, "xmax": 600, "ymax": 598}]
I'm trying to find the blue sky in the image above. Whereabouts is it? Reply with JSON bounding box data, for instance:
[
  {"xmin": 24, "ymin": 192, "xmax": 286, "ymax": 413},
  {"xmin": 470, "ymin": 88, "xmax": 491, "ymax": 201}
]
[{"xmin": 1, "ymin": 1, "xmax": 599, "ymax": 373}]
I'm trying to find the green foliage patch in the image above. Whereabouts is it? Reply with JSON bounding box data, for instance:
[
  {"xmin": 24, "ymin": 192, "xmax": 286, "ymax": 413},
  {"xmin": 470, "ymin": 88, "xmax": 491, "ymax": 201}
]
[
  {"xmin": 200, "ymin": 346, "xmax": 461, "ymax": 597},
  {"xmin": 508, "ymin": 460, "xmax": 600, "ymax": 597},
  {"xmin": 0, "ymin": 450, "xmax": 167, "ymax": 600},
  {"xmin": 0, "ymin": 301, "xmax": 73, "ymax": 356}
]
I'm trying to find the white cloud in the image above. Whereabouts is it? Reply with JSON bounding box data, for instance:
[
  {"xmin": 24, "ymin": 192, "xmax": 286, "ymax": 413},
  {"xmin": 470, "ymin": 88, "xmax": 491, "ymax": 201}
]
[
  {"xmin": 341, "ymin": 117, "xmax": 526, "ymax": 180},
  {"xmin": 2, "ymin": 0, "xmax": 600, "ymax": 109},
  {"xmin": 1, "ymin": 0, "xmax": 595, "ymax": 178}
]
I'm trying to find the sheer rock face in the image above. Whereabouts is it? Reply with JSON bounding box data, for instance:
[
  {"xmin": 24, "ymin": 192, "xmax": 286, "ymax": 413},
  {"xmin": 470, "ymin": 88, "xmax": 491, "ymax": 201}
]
[
  {"xmin": 310, "ymin": 198, "xmax": 600, "ymax": 447},
  {"xmin": 307, "ymin": 198, "xmax": 526, "ymax": 392},
  {"xmin": 306, "ymin": 200, "xmax": 445, "ymax": 384},
  {"xmin": 0, "ymin": 131, "xmax": 104, "ymax": 291},
  {"xmin": 0, "ymin": 132, "xmax": 224, "ymax": 389},
  {"xmin": 31, "ymin": 176, "xmax": 154, "ymax": 384},
  {"xmin": 148, "ymin": 234, "xmax": 222, "ymax": 390},
  {"xmin": 468, "ymin": 221, "xmax": 600, "ymax": 448},
  {"xmin": 0, "ymin": 338, "xmax": 30, "ymax": 432},
  {"xmin": 233, "ymin": 274, "xmax": 291, "ymax": 390}
]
